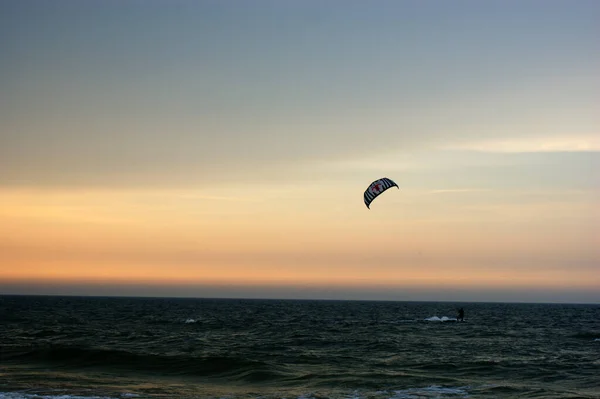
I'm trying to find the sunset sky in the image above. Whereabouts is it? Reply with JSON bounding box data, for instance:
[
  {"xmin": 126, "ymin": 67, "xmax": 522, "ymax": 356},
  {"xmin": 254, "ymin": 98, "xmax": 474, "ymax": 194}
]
[{"xmin": 1, "ymin": 0, "xmax": 598, "ymax": 303}]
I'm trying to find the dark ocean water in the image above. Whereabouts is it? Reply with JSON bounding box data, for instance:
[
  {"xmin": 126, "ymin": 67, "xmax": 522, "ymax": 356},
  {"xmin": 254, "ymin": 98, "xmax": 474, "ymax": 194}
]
[{"xmin": 0, "ymin": 296, "xmax": 599, "ymax": 399}]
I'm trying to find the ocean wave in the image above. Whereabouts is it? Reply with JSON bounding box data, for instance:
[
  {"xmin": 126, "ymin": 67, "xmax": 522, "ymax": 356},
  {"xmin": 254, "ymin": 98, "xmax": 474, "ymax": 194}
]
[
  {"xmin": 571, "ymin": 332, "xmax": 600, "ymax": 340},
  {"xmin": 3, "ymin": 297, "xmax": 600, "ymax": 399},
  {"xmin": 389, "ymin": 385, "xmax": 469, "ymax": 398},
  {"xmin": 0, "ymin": 387, "xmax": 472, "ymax": 399},
  {"xmin": 0, "ymin": 394, "xmax": 121, "ymax": 399},
  {"xmin": 0, "ymin": 386, "xmax": 478, "ymax": 399},
  {"xmin": 1, "ymin": 345, "xmax": 268, "ymax": 378}
]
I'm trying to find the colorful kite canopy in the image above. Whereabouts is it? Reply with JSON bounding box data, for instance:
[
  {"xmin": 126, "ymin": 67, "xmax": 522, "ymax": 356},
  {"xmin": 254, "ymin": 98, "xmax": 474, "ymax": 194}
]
[{"xmin": 364, "ymin": 177, "xmax": 398, "ymax": 209}]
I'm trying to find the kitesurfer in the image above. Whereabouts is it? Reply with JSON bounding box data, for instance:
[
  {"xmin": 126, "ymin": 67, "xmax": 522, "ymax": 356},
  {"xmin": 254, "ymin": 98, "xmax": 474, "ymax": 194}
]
[{"xmin": 457, "ymin": 307, "xmax": 465, "ymax": 322}]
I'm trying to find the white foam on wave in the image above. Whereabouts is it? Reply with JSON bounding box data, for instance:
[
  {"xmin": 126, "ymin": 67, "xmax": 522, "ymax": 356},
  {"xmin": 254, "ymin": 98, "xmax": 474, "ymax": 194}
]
[
  {"xmin": 424, "ymin": 316, "xmax": 457, "ymax": 322},
  {"xmin": 594, "ymin": 338, "xmax": 600, "ymax": 342},
  {"xmin": 184, "ymin": 318, "xmax": 197, "ymax": 324},
  {"xmin": 390, "ymin": 385, "xmax": 470, "ymax": 398},
  {"xmin": 0, "ymin": 393, "xmax": 138, "ymax": 399},
  {"xmin": 1, "ymin": 388, "xmax": 472, "ymax": 399},
  {"xmin": 291, "ymin": 386, "xmax": 469, "ymax": 399},
  {"xmin": 0, "ymin": 394, "xmax": 115, "ymax": 399}
]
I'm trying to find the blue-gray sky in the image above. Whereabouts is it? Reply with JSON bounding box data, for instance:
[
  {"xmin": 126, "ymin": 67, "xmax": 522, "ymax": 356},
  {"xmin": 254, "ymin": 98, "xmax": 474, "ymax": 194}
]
[{"xmin": 1, "ymin": 0, "xmax": 598, "ymax": 303}]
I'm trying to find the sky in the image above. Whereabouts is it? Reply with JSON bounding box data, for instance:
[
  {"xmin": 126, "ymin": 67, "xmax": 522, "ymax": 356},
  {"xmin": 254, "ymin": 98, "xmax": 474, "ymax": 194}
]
[{"xmin": 1, "ymin": 0, "xmax": 598, "ymax": 303}]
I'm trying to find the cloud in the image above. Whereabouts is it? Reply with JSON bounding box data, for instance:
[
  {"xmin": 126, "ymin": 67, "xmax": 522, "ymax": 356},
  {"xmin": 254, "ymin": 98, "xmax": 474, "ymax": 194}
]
[
  {"xmin": 427, "ymin": 188, "xmax": 492, "ymax": 194},
  {"xmin": 443, "ymin": 134, "xmax": 600, "ymax": 153}
]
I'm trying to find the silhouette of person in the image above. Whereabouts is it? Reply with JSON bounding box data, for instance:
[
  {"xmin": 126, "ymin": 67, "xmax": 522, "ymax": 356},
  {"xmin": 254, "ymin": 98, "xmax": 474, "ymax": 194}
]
[{"xmin": 457, "ymin": 307, "xmax": 465, "ymax": 322}]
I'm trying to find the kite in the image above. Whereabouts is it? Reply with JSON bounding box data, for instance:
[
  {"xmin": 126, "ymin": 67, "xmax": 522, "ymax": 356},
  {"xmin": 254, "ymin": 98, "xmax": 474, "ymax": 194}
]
[{"xmin": 364, "ymin": 177, "xmax": 398, "ymax": 209}]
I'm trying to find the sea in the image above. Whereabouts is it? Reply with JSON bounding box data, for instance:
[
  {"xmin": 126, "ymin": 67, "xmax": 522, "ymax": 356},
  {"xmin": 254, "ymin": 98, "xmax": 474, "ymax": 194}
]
[{"xmin": 1, "ymin": 296, "xmax": 599, "ymax": 399}]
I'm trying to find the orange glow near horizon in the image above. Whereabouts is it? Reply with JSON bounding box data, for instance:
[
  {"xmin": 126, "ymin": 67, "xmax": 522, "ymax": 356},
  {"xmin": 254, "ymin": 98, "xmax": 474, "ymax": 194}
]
[
  {"xmin": 2, "ymin": 266, "xmax": 598, "ymax": 291},
  {"xmin": 1, "ymin": 187, "xmax": 598, "ymax": 299}
]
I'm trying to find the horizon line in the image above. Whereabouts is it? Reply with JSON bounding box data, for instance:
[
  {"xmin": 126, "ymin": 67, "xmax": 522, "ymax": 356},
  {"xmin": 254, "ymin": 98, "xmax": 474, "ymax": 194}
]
[{"xmin": 1, "ymin": 292, "xmax": 597, "ymax": 306}]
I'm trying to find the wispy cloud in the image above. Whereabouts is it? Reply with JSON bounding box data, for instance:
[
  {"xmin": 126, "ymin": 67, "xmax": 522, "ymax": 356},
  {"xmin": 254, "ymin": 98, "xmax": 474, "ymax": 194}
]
[
  {"xmin": 169, "ymin": 193, "xmax": 261, "ymax": 202},
  {"xmin": 427, "ymin": 189, "xmax": 492, "ymax": 194},
  {"xmin": 443, "ymin": 135, "xmax": 600, "ymax": 153}
]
